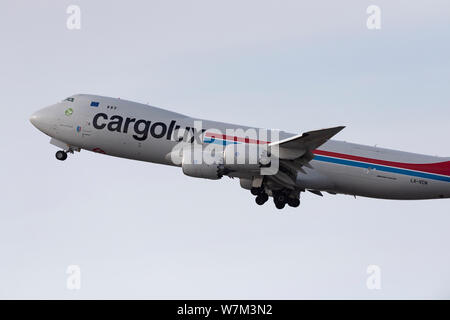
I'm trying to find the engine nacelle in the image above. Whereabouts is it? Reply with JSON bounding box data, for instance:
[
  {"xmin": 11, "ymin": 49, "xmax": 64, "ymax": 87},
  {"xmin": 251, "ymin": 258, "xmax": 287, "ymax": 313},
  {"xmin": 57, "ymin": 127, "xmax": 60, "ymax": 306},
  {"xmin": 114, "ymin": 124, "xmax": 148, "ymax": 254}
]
[
  {"xmin": 223, "ymin": 144, "xmax": 271, "ymax": 170},
  {"xmin": 181, "ymin": 147, "xmax": 223, "ymax": 180},
  {"xmin": 182, "ymin": 162, "xmax": 223, "ymax": 180}
]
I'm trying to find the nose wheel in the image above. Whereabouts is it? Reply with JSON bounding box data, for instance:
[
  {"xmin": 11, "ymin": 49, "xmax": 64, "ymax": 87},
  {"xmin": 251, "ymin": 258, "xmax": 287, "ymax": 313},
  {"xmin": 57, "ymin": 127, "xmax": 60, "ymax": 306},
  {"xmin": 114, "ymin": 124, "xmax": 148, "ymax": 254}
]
[{"xmin": 55, "ymin": 150, "xmax": 68, "ymax": 161}]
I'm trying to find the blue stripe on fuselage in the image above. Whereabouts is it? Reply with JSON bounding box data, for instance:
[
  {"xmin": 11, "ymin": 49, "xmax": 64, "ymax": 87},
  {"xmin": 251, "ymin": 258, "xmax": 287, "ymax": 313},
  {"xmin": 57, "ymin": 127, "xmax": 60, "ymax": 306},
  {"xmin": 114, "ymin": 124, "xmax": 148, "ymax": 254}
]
[
  {"xmin": 203, "ymin": 138, "xmax": 239, "ymax": 146},
  {"xmin": 314, "ymin": 155, "xmax": 450, "ymax": 183}
]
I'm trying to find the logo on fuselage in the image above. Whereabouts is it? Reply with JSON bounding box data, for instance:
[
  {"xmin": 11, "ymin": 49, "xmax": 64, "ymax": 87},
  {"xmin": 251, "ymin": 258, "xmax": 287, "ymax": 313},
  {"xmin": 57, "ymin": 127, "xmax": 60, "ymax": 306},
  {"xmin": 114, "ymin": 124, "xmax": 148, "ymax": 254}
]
[{"xmin": 92, "ymin": 113, "xmax": 205, "ymax": 143}]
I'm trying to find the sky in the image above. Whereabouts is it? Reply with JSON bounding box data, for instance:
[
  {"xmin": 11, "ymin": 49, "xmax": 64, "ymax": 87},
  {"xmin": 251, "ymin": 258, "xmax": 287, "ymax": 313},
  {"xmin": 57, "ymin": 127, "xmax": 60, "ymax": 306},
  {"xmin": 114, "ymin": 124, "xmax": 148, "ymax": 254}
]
[{"xmin": 0, "ymin": 0, "xmax": 449, "ymax": 299}]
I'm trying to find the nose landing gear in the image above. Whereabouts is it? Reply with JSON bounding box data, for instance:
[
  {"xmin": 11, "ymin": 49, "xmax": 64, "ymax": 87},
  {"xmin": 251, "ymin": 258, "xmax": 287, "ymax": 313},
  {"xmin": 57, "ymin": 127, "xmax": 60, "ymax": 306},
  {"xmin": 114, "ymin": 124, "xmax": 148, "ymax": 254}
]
[
  {"xmin": 55, "ymin": 146, "xmax": 78, "ymax": 161},
  {"xmin": 55, "ymin": 150, "xmax": 68, "ymax": 161}
]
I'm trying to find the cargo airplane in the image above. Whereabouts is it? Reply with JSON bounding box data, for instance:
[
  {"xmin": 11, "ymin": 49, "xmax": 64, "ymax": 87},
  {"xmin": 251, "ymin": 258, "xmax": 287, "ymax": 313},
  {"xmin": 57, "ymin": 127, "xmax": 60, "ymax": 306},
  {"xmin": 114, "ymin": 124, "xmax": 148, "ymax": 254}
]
[{"xmin": 30, "ymin": 94, "xmax": 450, "ymax": 209}]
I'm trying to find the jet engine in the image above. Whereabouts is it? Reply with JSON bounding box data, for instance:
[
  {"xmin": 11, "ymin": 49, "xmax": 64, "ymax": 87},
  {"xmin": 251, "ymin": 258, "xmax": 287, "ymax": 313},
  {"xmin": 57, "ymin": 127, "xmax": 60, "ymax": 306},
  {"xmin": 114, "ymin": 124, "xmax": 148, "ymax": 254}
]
[
  {"xmin": 223, "ymin": 144, "xmax": 271, "ymax": 170},
  {"xmin": 181, "ymin": 146, "xmax": 223, "ymax": 180},
  {"xmin": 182, "ymin": 161, "xmax": 223, "ymax": 180}
]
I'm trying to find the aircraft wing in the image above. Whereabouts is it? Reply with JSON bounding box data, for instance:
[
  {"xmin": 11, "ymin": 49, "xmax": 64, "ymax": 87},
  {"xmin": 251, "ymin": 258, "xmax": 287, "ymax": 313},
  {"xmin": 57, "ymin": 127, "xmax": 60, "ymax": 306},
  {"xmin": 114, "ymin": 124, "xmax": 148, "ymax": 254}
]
[
  {"xmin": 269, "ymin": 126, "xmax": 345, "ymax": 160},
  {"xmin": 262, "ymin": 126, "xmax": 345, "ymax": 192}
]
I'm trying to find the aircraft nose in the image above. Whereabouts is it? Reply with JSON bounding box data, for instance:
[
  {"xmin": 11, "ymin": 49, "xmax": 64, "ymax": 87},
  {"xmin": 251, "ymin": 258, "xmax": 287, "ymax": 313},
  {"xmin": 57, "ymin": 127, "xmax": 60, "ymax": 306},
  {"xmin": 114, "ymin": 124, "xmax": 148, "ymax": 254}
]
[
  {"xmin": 29, "ymin": 106, "xmax": 54, "ymax": 134},
  {"xmin": 30, "ymin": 109, "xmax": 45, "ymax": 130},
  {"xmin": 29, "ymin": 111, "xmax": 40, "ymax": 127}
]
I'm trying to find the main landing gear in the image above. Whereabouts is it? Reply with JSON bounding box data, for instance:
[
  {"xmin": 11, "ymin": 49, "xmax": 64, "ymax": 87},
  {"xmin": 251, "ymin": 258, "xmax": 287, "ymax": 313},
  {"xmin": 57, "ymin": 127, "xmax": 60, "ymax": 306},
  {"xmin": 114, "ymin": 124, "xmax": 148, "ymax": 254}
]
[
  {"xmin": 252, "ymin": 187, "xmax": 269, "ymax": 206},
  {"xmin": 255, "ymin": 192, "xmax": 269, "ymax": 205},
  {"xmin": 252, "ymin": 187, "xmax": 301, "ymax": 209},
  {"xmin": 287, "ymin": 197, "xmax": 300, "ymax": 208},
  {"xmin": 273, "ymin": 191, "xmax": 300, "ymax": 210},
  {"xmin": 273, "ymin": 192, "xmax": 287, "ymax": 209}
]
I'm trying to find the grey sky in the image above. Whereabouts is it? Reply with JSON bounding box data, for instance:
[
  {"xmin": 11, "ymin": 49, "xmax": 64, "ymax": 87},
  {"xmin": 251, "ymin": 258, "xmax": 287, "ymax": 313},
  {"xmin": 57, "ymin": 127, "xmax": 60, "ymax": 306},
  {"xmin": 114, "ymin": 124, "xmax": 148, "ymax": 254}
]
[{"xmin": 0, "ymin": 0, "xmax": 449, "ymax": 299}]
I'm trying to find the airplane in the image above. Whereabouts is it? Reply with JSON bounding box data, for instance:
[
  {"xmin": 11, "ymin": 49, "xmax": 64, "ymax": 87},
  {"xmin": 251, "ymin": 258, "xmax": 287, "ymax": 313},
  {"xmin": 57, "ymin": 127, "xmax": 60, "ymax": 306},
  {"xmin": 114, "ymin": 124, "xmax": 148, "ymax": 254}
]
[{"xmin": 30, "ymin": 94, "xmax": 450, "ymax": 209}]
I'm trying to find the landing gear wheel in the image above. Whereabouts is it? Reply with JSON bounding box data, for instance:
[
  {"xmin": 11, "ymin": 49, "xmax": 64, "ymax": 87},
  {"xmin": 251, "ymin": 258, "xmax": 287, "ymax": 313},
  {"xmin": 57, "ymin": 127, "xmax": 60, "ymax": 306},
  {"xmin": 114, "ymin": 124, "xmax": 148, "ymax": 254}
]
[
  {"xmin": 251, "ymin": 187, "xmax": 263, "ymax": 196},
  {"xmin": 55, "ymin": 150, "xmax": 68, "ymax": 161},
  {"xmin": 273, "ymin": 192, "xmax": 288, "ymax": 209},
  {"xmin": 255, "ymin": 193, "xmax": 269, "ymax": 205},
  {"xmin": 274, "ymin": 193, "xmax": 287, "ymax": 204},
  {"xmin": 288, "ymin": 198, "xmax": 300, "ymax": 208},
  {"xmin": 274, "ymin": 200, "xmax": 286, "ymax": 210}
]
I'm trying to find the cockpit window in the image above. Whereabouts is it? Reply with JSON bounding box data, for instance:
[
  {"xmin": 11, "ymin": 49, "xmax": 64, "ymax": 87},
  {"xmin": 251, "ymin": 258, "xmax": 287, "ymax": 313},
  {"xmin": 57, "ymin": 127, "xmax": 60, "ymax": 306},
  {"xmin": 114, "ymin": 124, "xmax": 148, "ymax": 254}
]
[{"xmin": 64, "ymin": 97, "xmax": 75, "ymax": 102}]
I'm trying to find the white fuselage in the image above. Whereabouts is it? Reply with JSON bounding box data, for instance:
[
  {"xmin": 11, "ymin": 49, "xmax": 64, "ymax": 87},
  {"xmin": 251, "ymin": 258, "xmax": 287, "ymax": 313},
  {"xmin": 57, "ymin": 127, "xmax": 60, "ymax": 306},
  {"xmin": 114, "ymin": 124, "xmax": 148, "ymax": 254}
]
[{"xmin": 30, "ymin": 94, "xmax": 450, "ymax": 201}]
